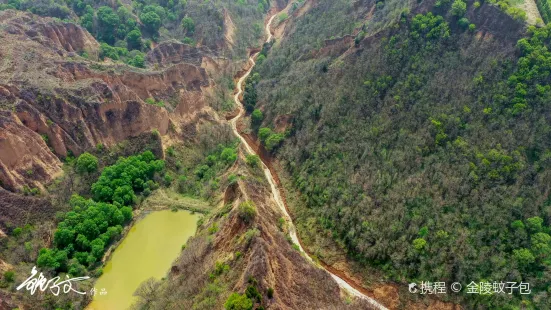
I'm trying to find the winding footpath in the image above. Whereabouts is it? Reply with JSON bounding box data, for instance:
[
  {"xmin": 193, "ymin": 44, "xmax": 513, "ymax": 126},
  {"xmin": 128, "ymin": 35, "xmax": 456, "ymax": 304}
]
[{"xmin": 229, "ymin": 13, "xmax": 388, "ymax": 310}]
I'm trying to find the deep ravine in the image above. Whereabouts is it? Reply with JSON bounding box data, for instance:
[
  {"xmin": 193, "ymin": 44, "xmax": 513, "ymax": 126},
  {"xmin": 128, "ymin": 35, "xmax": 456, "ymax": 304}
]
[{"xmin": 229, "ymin": 12, "xmax": 388, "ymax": 310}]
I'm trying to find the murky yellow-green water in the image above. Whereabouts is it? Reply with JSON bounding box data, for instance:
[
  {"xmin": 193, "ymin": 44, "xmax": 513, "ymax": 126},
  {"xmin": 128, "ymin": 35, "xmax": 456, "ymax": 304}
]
[{"xmin": 87, "ymin": 210, "xmax": 199, "ymax": 310}]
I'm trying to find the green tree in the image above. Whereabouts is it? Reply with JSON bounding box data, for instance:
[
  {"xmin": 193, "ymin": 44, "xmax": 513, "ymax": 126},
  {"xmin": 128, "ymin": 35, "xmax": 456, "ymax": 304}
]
[
  {"xmin": 78, "ymin": 219, "xmax": 99, "ymax": 240},
  {"xmin": 121, "ymin": 206, "xmax": 133, "ymax": 223},
  {"xmin": 90, "ymin": 238, "xmax": 105, "ymax": 259},
  {"xmin": 80, "ymin": 8, "xmax": 94, "ymax": 33},
  {"xmin": 413, "ymin": 238, "xmax": 427, "ymax": 251},
  {"xmin": 451, "ymin": 0, "xmax": 467, "ymax": 16},
  {"xmin": 265, "ymin": 133, "xmax": 284, "ymax": 151},
  {"xmin": 141, "ymin": 11, "xmax": 161, "ymax": 33},
  {"xmin": 76, "ymin": 152, "xmax": 98, "ymax": 174},
  {"xmin": 258, "ymin": 127, "xmax": 272, "ymax": 143},
  {"xmin": 126, "ymin": 29, "xmax": 143, "ymax": 50},
  {"xmin": 531, "ymin": 232, "xmax": 551, "ymax": 262},
  {"xmin": 112, "ymin": 185, "xmax": 136, "ymax": 206},
  {"xmin": 251, "ymin": 109, "xmax": 263, "ymax": 127},
  {"xmin": 37, "ymin": 249, "xmax": 67, "ymax": 271},
  {"xmin": 54, "ymin": 228, "xmax": 75, "ymax": 248},
  {"xmin": 526, "ymin": 216, "xmax": 544, "ymax": 233},
  {"xmin": 181, "ymin": 17, "xmax": 195, "ymax": 33},
  {"xmin": 97, "ymin": 6, "xmax": 120, "ymax": 44},
  {"xmin": 513, "ymin": 248, "xmax": 535, "ymax": 268}
]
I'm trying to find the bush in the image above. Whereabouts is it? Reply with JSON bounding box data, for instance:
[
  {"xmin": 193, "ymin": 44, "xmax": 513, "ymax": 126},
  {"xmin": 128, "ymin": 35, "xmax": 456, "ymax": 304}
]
[
  {"xmin": 76, "ymin": 152, "xmax": 98, "ymax": 174},
  {"xmin": 458, "ymin": 17, "xmax": 470, "ymax": 29},
  {"xmin": 265, "ymin": 133, "xmax": 284, "ymax": 151},
  {"xmin": 246, "ymin": 155, "xmax": 260, "ymax": 168},
  {"xmin": 278, "ymin": 12, "xmax": 288, "ymax": 23},
  {"xmin": 224, "ymin": 293, "xmax": 253, "ymax": 310},
  {"xmin": 220, "ymin": 148, "xmax": 237, "ymax": 164},
  {"xmin": 3, "ymin": 271, "xmax": 14, "ymax": 283},
  {"xmin": 238, "ymin": 200, "xmax": 257, "ymax": 224},
  {"xmin": 258, "ymin": 127, "xmax": 272, "ymax": 142}
]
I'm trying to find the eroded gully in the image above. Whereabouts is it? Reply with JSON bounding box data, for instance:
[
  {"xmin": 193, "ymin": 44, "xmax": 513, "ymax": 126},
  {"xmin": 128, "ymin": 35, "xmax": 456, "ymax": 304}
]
[{"xmin": 229, "ymin": 13, "xmax": 388, "ymax": 310}]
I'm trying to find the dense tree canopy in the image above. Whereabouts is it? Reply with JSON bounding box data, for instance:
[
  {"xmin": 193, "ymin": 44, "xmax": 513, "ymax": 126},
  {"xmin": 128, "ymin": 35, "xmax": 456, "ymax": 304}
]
[{"xmin": 38, "ymin": 151, "xmax": 164, "ymax": 275}]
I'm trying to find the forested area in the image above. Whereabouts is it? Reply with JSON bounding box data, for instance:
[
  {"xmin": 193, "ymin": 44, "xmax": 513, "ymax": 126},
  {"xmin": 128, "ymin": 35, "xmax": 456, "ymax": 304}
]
[
  {"xmin": 37, "ymin": 151, "xmax": 165, "ymax": 276},
  {"xmin": 535, "ymin": 0, "xmax": 551, "ymax": 23},
  {"xmin": 0, "ymin": 0, "xmax": 269, "ymax": 65},
  {"xmin": 252, "ymin": 0, "xmax": 551, "ymax": 308}
]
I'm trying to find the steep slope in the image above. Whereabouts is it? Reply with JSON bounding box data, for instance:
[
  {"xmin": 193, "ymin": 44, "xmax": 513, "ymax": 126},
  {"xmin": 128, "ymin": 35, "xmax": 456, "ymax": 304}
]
[
  {"xmin": 250, "ymin": 0, "xmax": 551, "ymax": 308},
  {"xmin": 0, "ymin": 9, "xmax": 213, "ymax": 192}
]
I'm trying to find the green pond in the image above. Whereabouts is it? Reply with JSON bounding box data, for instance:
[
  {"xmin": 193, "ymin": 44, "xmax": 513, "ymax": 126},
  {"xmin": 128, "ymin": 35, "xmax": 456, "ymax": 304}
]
[{"xmin": 87, "ymin": 210, "xmax": 199, "ymax": 310}]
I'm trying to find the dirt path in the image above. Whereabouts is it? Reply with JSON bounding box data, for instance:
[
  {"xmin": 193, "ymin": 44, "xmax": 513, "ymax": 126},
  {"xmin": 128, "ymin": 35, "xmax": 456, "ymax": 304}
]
[{"xmin": 229, "ymin": 12, "xmax": 388, "ymax": 310}]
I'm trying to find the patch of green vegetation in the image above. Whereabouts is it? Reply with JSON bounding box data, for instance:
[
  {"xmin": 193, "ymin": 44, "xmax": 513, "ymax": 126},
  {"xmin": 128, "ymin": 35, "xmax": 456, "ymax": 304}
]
[
  {"xmin": 237, "ymin": 200, "xmax": 256, "ymax": 224},
  {"xmin": 224, "ymin": 276, "xmax": 265, "ymax": 310},
  {"xmin": 144, "ymin": 97, "xmax": 165, "ymax": 107},
  {"xmin": 487, "ymin": 0, "xmax": 528, "ymax": 20},
  {"xmin": 176, "ymin": 143, "xmax": 238, "ymax": 199},
  {"xmin": 245, "ymin": 154, "xmax": 260, "ymax": 168},
  {"xmin": 36, "ymin": 151, "xmax": 164, "ymax": 275},
  {"xmin": 75, "ymin": 152, "xmax": 98, "ymax": 174}
]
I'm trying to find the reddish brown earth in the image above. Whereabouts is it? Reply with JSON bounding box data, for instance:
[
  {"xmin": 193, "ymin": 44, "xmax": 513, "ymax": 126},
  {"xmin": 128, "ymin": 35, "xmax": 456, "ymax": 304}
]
[{"xmin": 0, "ymin": 10, "xmax": 218, "ymax": 192}]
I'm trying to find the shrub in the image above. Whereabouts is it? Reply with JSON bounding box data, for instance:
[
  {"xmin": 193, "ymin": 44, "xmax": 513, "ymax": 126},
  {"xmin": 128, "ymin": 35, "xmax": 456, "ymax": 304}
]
[
  {"xmin": 238, "ymin": 200, "xmax": 257, "ymax": 224},
  {"xmin": 221, "ymin": 148, "xmax": 237, "ymax": 164},
  {"xmin": 278, "ymin": 12, "xmax": 288, "ymax": 23},
  {"xmin": 246, "ymin": 155, "xmax": 260, "ymax": 168},
  {"xmin": 458, "ymin": 17, "xmax": 470, "ymax": 29},
  {"xmin": 3, "ymin": 271, "xmax": 15, "ymax": 283},
  {"xmin": 224, "ymin": 293, "xmax": 253, "ymax": 310},
  {"xmin": 245, "ymin": 285, "xmax": 262, "ymax": 302},
  {"xmin": 256, "ymin": 54, "xmax": 266, "ymax": 65}
]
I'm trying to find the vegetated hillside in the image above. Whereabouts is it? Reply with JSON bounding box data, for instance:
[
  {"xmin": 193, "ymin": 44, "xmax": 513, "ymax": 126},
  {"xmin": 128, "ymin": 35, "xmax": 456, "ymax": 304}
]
[
  {"xmin": 131, "ymin": 151, "xmax": 377, "ymax": 310},
  {"xmin": 251, "ymin": 0, "xmax": 551, "ymax": 308},
  {"xmin": 0, "ymin": 0, "xmax": 271, "ymax": 59}
]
